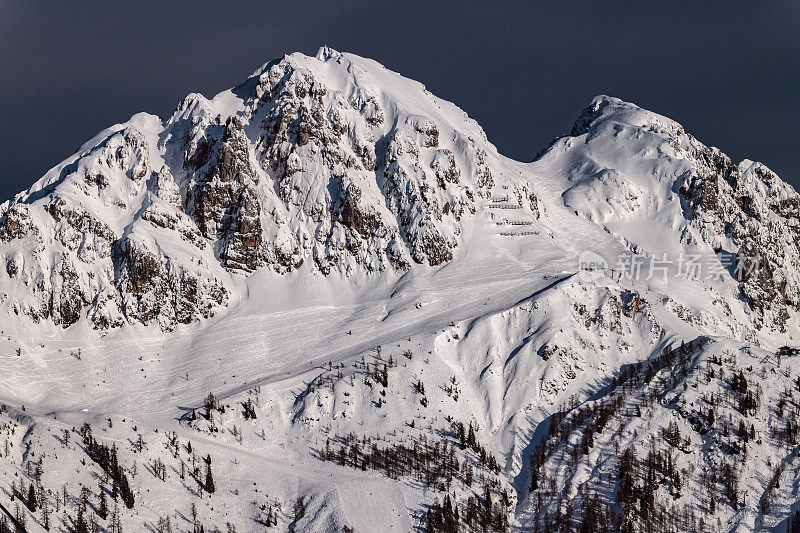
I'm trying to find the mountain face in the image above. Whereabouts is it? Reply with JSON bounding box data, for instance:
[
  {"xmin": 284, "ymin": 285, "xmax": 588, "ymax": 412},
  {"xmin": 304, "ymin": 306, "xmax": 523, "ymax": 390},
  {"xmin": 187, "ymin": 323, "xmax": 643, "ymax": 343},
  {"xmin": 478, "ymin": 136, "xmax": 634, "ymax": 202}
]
[
  {"xmin": 559, "ymin": 97, "xmax": 800, "ymax": 332},
  {"xmin": 1, "ymin": 48, "xmax": 800, "ymax": 533},
  {"xmin": 0, "ymin": 46, "xmax": 539, "ymax": 332}
]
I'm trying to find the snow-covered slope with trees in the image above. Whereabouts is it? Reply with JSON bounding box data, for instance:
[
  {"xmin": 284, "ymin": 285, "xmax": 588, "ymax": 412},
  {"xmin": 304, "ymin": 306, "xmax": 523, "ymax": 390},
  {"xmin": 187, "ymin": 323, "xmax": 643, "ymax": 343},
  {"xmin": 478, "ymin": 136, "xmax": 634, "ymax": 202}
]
[{"xmin": 0, "ymin": 48, "xmax": 798, "ymax": 532}]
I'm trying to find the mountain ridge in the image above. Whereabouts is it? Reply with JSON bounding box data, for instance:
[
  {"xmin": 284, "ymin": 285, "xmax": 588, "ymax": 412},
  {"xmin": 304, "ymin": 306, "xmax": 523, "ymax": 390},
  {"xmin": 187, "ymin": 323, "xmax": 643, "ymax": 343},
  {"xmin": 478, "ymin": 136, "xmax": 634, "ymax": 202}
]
[
  {"xmin": 2, "ymin": 48, "xmax": 795, "ymax": 335},
  {"xmin": 0, "ymin": 46, "xmax": 542, "ymax": 331},
  {"xmin": 1, "ymin": 48, "xmax": 800, "ymax": 533}
]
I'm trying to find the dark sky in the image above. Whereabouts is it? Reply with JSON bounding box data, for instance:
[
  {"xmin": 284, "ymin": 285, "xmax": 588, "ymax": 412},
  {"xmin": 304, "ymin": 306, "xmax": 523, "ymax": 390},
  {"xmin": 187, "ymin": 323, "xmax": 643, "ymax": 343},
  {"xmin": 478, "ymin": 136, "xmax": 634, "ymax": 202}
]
[{"xmin": 1, "ymin": 2, "xmax": 798, "ymax": 202}]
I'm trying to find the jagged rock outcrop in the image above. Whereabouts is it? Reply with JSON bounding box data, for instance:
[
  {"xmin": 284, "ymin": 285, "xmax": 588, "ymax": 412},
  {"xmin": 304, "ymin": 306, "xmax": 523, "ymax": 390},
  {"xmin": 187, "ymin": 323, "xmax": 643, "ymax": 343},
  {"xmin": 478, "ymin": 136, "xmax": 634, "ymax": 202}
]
[
  {"xmin": 2, "ymin": 55, "xmax": 795, "ymax": 338},
  {"xmin": 680, "ymin": 156, "xmax": 800, "ymax": 330},
  {"xmin": 112, "ymin": 237, "xmax": 226, "ymax": 330},
  {"xmin": 0, "ymin": 47, "xmax": 536, "ymax": 330},
  {"xmin": 0, "ymin": 115, "xmax": 229, "ymax": 331},
  {"xmin": 183, "ymin": 115, "xmax": 265, "ymax": 271},
  {"xmin": 550, "ymin": 95, "xmax": 800, "ymax": 331}
]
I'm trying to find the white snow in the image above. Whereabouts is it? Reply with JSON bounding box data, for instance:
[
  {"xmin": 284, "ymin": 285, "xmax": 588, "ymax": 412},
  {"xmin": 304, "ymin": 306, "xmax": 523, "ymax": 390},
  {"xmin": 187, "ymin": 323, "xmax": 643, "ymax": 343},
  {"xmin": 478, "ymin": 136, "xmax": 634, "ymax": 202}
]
[{"xmin": 0, "ymin": 50, "xmax": 797, "ymax": 532}]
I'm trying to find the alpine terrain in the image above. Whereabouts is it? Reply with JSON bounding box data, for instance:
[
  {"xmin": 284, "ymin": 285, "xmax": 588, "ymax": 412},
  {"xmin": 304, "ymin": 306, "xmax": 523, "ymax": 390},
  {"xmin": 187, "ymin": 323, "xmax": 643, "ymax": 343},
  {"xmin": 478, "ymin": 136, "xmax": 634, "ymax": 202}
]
[{"xmin": 1, "ymin": 47, "xmax": 800, "ymax": 532}]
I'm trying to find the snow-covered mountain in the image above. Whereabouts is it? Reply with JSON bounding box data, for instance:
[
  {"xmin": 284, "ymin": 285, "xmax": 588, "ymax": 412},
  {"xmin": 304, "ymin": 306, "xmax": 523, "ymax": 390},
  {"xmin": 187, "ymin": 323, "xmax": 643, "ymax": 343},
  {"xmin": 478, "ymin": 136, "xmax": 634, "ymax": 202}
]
[
  {"xmin": 1, "ymin": 47, "xmax": 799, "ymax": 532},
  {"xmin": 0, "ymin": 46, "xmax": 538, "ymax": 333}
]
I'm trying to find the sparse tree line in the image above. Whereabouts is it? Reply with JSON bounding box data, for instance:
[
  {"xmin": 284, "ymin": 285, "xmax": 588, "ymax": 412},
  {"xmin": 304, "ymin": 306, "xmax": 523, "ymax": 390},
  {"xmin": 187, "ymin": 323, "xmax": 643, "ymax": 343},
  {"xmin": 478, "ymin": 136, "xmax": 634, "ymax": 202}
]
[
  {"xmin": 81, "ymin": 423, "xmax": 135, "ymax": 509},
  {"xmin": 318, "ymin": 414, "xmax": 508, "ymax": 532},
  {"xmin": 425, "ymin": 487, "xmax": 510, "ymax": 533},
  {"xmin": 526, "ymin": 339, "xmax": 735, "ymax": 532},
  {"xmin": 525, "ymin": 335, "xmax": 800, "ymax": 532}
]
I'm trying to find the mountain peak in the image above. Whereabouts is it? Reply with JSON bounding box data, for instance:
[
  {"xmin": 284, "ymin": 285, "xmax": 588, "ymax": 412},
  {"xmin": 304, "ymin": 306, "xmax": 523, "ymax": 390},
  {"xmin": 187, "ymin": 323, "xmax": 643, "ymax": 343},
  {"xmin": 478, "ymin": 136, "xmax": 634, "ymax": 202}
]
[
  {"xmin": 0, "ymin": 48, "xmax": 544, "ymax": 331},
  {"xmin": 0, "ymin": 50, "xmax": 795, "ymax": 339},
  {"xmin": 570, "ymin": 94, "xmax": 683, "ymax": 138},
  {"xmin": 314, "ymin": 44, "xmax": 341, "ymax": 61}
]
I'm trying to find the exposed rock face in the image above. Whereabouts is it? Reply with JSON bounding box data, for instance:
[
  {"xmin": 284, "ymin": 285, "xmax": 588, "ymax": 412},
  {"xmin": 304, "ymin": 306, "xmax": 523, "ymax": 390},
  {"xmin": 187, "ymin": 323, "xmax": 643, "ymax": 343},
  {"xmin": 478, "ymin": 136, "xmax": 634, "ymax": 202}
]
[
  {"xmin": 113, "ymin": 237, "xmax": 226, "ymax": 330},
  {"xmin": 0, "ymin": 115, "xmax": 229, "ymax": 332},
  {"xmin": 3, "ymin": 55, "xmax": 794, "ymax": 337},
  {"xmin": 153, "ymin": 165, "xmax": 182, "ymax": 209},
  {"xmin": 0, "ymin": 48, "xmax": 531, "ymax": 330},
  {"xmin": 551, "ymin": 95, "xmax": 800, "ymax": 332},
  {"xmin": 0, "ymin": 204, "xmax": 35, "ymax": 242},
  {"xmin": 340, "ymin": 184, "xmax": 383, "ymax": 238},
  {"xmin": 183, "ymin": 116, "xmax": 264, "ymax": 271},
  {"xmin": 676, "ymin": 138, "xmax": 800, "ymax": 330}
]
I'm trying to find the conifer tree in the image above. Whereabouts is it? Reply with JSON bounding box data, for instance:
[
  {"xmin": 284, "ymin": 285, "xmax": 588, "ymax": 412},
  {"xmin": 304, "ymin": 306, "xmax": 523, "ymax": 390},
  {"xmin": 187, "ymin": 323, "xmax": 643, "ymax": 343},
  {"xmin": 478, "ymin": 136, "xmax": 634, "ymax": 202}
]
[
  {"xmin": 110, "ymin": 504, "xmax": 122, "ymax": 533},
  {"xmin": 99, "ymin": 488, "xmax": 108, "ymax": 520},
  {"xmin": 13, "ymin": 504, "xmax": 25, "ymax": 533},
  {"xmin": 40, "ymin": 496, "xmax": 50, "ymax": 531},
  {"xmin": 118, "ymin": 469, "xmax": 134, "ymax": 509},
  {"xmin": 467, "ymin": 423, "xmax": 477, "ymax": 449},
  {"xmin": 75, "ymin": 509, "xmax": 89, "ymax": 533},
  {"xmin": 789, "ymin": 509, "xmax": 800, "ymax": 533},
  {"xmin": 26, "ymin": 482, "xmax": 37, "ymax": 512},
  {"xmin": 482, "ymin": 485, "xmax": 493, "ymax": 530},
  {"xmin": 205, "ymin": 455, "xmax": 215, "ymax": 494}
]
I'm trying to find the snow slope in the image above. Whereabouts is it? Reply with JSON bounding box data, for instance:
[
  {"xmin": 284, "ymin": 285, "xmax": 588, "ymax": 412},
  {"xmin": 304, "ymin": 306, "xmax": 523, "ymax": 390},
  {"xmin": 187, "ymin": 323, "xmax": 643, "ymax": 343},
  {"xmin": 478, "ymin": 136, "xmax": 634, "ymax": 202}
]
[{"xmin": 0, "ymin": 49, "xmax": 799, "ymax": 532}]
